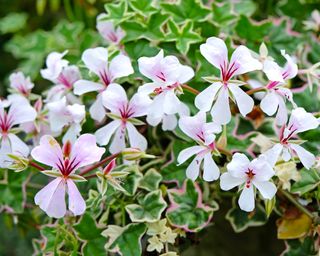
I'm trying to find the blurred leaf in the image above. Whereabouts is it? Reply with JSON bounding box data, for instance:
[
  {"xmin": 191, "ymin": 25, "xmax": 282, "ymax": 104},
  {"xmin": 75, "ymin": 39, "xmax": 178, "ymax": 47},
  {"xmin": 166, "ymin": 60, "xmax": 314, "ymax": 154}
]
[
  {"xmin": 126, "ymin": 190, "xmax": 167, "ymax": 222},
  {"xmin": 277, "ymin": 213, "xmax": 312, "ymax": 239},
  {"xmin": 0, "ymin": 13, "xmax": 28, "ymax": 34},
  {"xmin": 290, "ymin": 168, "xmax": 320, "ymax": 195},
  {"xmin": 166, "ymin": 179, "xmax": 214, "ymax": 232},
  {"xmin": 282, "ymin": 237, "xmax": 317, "ymax": 256},
  {"xmin": 129, "ymin": 0, "xmax": 157, "ymax": 16}
]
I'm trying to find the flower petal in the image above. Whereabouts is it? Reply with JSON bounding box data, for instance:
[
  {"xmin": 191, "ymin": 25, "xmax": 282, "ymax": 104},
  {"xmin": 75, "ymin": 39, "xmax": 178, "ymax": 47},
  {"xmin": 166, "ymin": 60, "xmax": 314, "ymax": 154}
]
[
  {"xmin": 109, "ymin": 127, "xmax": 126, "ymax": 154},
  {"xmin": 253, "ymin": 180, "xmax": 277, "ymax": 199},
  {"xmin": 263, "ymin": 59, "xmax": 284, "ymax": 82},
  {"xmin": 89, "ymin": 93, "xmax": 106, "ymax": 122},
  {"xmin": 126, "ymin": 122, "xmax": 147, "ymax": 151},
  {"xmin": 163, "ymin": 90, "xmax": 181, "ymax": 115},
  {"xmin": 177, "ymin": 146, "xmax": 205, "ymax": 165},
  {"xmin": 263, "ymin": 143, "xmax": 283, "ymax": 167},
  {"xmin": 129, "ymin": 93, "xmax": 152, "ymax": 117},
  {"xmin": 290, "ymin": 143, "xmax": 315, "ymax": 169},
  {"xmin": 67, "ymin": 179, "xmax": 86, "ymax": 216},
  {"xmin": 210, "ymin": 87, "xmax": 231, "ymax": 125},
  {"xmin": 186, "ymin": 155, "xmax": 203, "ymax": 181},
  {"xmin": 227, "ymin": 153, "xmax": 249, "ymax": 179},
  {"xmin": 8, "ymin": 133, "xmax": 30, "ymax": 157},
  {"xmin": 179, "ymin": 111, "xmax": 206, "ymax": 141},
  {"xmin": 178, "ymin": 65, "xmax": 194, "ymax": 84},
  {"xmin": 220, "ymin": 172, "xmax": 245, "ymax": 190},
  {"xmin": 229, "ymin": 83, "xmax": 254, "ymax": 117},
  {"xmin": 195, "ymin": 82, "xmax": 222, "ymax": 112},
  {"xmin": 203, "ymin": 152, "xmax": 220, "ymax": 181},
  {"xmin": 82, "ymin": 47, "xmax": 108, "ymax": 76},
  {"xmin": 8, "ymin": 95, "xmax": 37, "ymax": 125},
  {"xmin": 238, "ymin": 185, "xmax": 255, "ymax": 212},
  {"xmin": 162, "ymin": 114, "xmax": 177, "ymax": 131},
  {"xmin": 73, "ymin": 80, "xmax": 104, "ymax": 95},
  {"xmin": 102, "ymin": 83, "xmax": 128, "ymax": 114},
  {"xmin": 95, "ymin": 120, "xmax": 121, "ymax": 146},
  {"xmin": 260, "ymin": 91, "xmax": 279, "ymax": 116},
  {"xmin": 109, "ymin": 54, "xmax": 134, "ymax": 81},
  {"xmin": 34, "ymin": 177, "xmax": 67, "ymax": 218},
  {"xmin": 200, "ymin": 37, "xmax": 228, "ymax": 70}
]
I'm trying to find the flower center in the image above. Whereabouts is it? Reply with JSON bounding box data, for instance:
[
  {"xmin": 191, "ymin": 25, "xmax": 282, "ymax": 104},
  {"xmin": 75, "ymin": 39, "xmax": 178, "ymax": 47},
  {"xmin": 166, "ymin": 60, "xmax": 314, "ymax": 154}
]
[
  {"xmin": 245, "ymin": 168, "xmax": 255, "ymax": 188},
  {"xmin": 0, "ymin": 111, "xmax": 13, "ymax": 134},
  {"xmin": 220, "ymin": 60, "xmax": 240, "ymax": 83},
  {"xmin": 99, "ymin": 70, "xmax": 111, "ymax": 87}
]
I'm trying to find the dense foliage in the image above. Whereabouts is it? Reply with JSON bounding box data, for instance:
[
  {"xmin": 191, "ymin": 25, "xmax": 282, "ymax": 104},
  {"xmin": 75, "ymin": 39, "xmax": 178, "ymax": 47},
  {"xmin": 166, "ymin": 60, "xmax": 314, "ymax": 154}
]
[{"xmin": 0, "ymin": 0, "xmax": 320, "ymax": 255}]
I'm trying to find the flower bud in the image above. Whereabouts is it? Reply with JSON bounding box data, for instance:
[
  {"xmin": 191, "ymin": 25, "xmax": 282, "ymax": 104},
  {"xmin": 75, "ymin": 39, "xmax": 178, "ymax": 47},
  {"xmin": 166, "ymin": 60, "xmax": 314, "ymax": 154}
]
[
  {"xmin": 121, "ymin": 148, "xmax": 155, "ymax": 161},
  {"xmin": 7, "ymin": 154, "xmax": 29, "ymax": 172}
]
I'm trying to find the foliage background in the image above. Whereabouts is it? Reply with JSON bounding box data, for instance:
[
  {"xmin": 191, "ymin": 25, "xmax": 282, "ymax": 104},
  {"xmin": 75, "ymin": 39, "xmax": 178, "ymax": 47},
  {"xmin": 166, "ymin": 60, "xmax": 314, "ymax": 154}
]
[{"xmin": 0, "ymin": 0, "xmax": 320, "ymax": 255}]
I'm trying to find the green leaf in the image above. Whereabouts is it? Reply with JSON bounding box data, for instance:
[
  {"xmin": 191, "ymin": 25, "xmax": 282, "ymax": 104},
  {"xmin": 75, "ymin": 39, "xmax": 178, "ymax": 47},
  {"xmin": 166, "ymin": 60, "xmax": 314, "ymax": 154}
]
[
  {"xmin": 125, "ymin": 190, "xmax": 167, "ymax": 222},
  {"xmin": 234, "ymin": 1, "xmax": 256, "ymax": 16},
  {"xmin": 161, "ymin": 0, "xmax": 210, "ymax": 24},
  {"xmin": 226, "ymin": 203, "xmax": 268, "ymax": 233},
  {"xmin": 108, "ymin": 223, "xmax": 147, "ymax": 256},
  {"xmin": 290, "ymin": 168, "xmax": 320, "ymax": 195},
  {"xmin": 282, "ymin": 237, "xmax": 317, "ymax": 256},
  {"xmin": 166, "ymin": 179, "xmax": 214, "ymax": 232},
  {"xmin": 0, "ymin": 12, "xmax": 28, "ymax": 34},
  {"xmin": 104, "ymin": 1, "xmax": 131, "ymax": 24},
  {"xmin": 166, "ymin": 20, "xmax": 202, "ymax": 54},
  {"xmin": 74, "ymin": 213, "xmax": 106, "ymax": 256},
  {"xmin": 129, "ymin": 0, "xmax": 157, "ymax": 16},
  {"xmin": 122, "ymin": 165, "xmax": 143, "ymax": 196},
  {"xmin": 139, "ymin": 168, "xmax": 162, "ymax": 191}
]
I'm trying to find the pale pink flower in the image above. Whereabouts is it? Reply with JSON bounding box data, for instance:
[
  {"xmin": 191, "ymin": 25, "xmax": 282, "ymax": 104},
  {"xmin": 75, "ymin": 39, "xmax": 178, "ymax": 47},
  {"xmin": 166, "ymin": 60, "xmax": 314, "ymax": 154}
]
[
  {"xmin": 260, "ymin": 50, "xmax": 298, "ymax": 125},
  {"xmin": 41, "ymin": 51, "xmax": 69, "ymax": 82},
  {"xmin": 177, "ymin": 111, "xmax": 221, "ymax": 181},
  {"xmin": 220, "ymin": 153, "xmax": 276, "ymax": 212},
  {"xmin": 74, "ymin": 47, "xmax": 134, "ymax": 122},
  {"xmin": 9, "ymin": 72, "xmax": 34, "ymax": 97},
  {"xmin": 95, "ymin": 84, "xmax": 151, "ymax": 153},
  {"xmin": 264, "ymin": 108, "xmax": 319, "ymax": 169},
  {"xmin": 0, "ymin": 95, "xmax": 37, "ymax": 167},
  {"xmin": 96, "ymin": 13, "xmax": 125, "ymax": 45},
  {"xmin": 31, "ymin": 134, "xmax": 105, "ymax": 218},
  {"xmin": 138, "ymin": 50, "xmax": 194, "ymax": 128},
  {"xmin": 195, "ymin": 37, "xmax": 262, "ymax": 124},
  {"xmin": 47, "ymin": 97, "xmax": 85, "ymax": 143}
]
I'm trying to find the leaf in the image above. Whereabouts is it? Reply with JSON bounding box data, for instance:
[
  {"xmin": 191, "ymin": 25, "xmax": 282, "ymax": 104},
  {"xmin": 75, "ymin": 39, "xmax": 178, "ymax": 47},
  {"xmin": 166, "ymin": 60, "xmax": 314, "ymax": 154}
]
[
  {"xmin": 161, "ymin": 0, "xmax": 210, "ymax": 24},
  {"xmin": 166, "ymin": 20, "xmax": 202, "ymax": 54},
  {"xmin": 74, "ymin": 213, "xmax": 106, "ymax": 256},
  {"xmin": 108, "ymin": 223, "xmax": 147, "ymax": 256},
  {"xmin": 129, "ymin": 0, "xmax": 157, "ymax": 17},
  {"xmin": 226, "ymin": 203, "xmax": 268, "ymax": 233},
  {"xmin": 104, "ymin": 1, "xmax": 131, "ymax": 24},
  {"xmin": 281, "ymin": 237, "xmax": 317, "ymax": 256},
  {"xmin": 211, "ymin": 2, "xmax": 237, "ymax": 27},
  {"xmin": 277, "ymin": 213, "xmax": 312, "ymax": 239},
  {"xmin": 291, "ymin": 168, "xmax": 320, "ymax": 195},
  {"xmin": 166, "ymin": 179, "xmax": 214, "ymax": 232},
  {"xmin": 139, "ymin": 168, "xmax": 162, "ymax": 191},
  {"xmin": 0, "ymin": 12, "xmax": 28, "ymax": 34},
  {"xmin": 122, "ymin": 165, "xmax": 143, "ymax": 196},
  {"xmin": 125, "ymin": 190, "xmax": 167, "ymax": 222}
]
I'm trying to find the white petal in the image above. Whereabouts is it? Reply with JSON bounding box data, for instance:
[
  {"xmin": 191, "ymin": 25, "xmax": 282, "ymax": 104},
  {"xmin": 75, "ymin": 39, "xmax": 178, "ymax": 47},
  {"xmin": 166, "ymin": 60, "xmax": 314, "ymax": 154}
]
[
  {"xmin": 178, "ymin": 65, "xmax": 194, "ymax": 84},
  {"xmin": 129, "ymin": 93, "xmax": 152, "ymax": 117},
  {"xmin": 195, "ymin": 82, "xmax": 222, "ymax": 112},
  {"xmin": 275, "ymin": 95, "xmax": 288, "ymax": 125},
  {"xmin": 200, "ymin": 37, "xmax": 228, "ymax": 70},
  {"xmin": 263, "ymin": 59, "xmax": 284, "ymax": 82},
  {"xmin": 126, "ymin": 122, "xmax": 147, "ymax": 151},
  {"xmin": 260, "ymin": 91, "xmax": 279, "ymax": 116},
  {"xmin": 82, "ymin": 47, "xmax": 108, "ymax": 76},
  {"xmin": 281, "ymin": 50, "xmax": 298, "ymax": 80},
  {"xmin": 138, "ymin": 50, "xmax": 164, "ymax": 81},
  {"xmin": 73, "ymin": 80, "xmax": 104, "ymax": 95},
  {"xmin": 238, "ymin": 185, "xmax": 255, "ymax": 212},
  {"xmin": 253, "ymin": 181, "xmax": 277, "ymax": 200},
  {"xmin": 288, "ymin": 108, "xmax": 319, "ymax": 134},
  {"xmin": 109, "ymin": 127, "xmax": 126, "ymax": 154},
  {"xmin": 263, "ymin": 144, "xmax": 283, "ymax": 167},
  {"xmin": 109, "ymin": 54, "xmax": 134, "ymax": 81},
  {"xmin": 35, "ymin": 177, "xmax": 67, "ymax": 218},
  {"xmin": 146, "ymin": 114, "xmax": 162, "ymax": 127},
  {"xmin": 147, "ymin": 93, "xmax": 166, "ymax": 119},
  {"xmin": 250, "ymin": 156, "xmax": 275, "ymax": 181},
  {"xmin": 138, "ymin": 83, "xmax": 158, "ymax": 95},
  {"xmin": 9, "ymin": 96, "xmax": 37, "ymax": 125},
  {"xmin": 8, "ymin": 133, "xmax": 30, "ymax": 157},
  {"xmin": 162, "ymin": 114, "xmax": 177, "ymax": 131},
  {"xmin": 102, "ymin": 83, "xmax": 128, "ymax": 114},
  {"xmin": 229, "ymin": 84, "xmax": 254, "ymax": 117},
  {"xmin": 210, "ymin": 87, "xmax": 231, "ymax": 125},
  {"xmin": 203, "ymin": 153, "xmax": 220, "ymax": 181},
  {"xmin": 89, "ymin": 94, "xmax": 106, "ymax": 122},
  {"xmin": 177, "ymin": 146, "xmax": 205, "ymax": 165},
  {"xmin": 178, "ymin": 111, "xmax": 206, "ymax": 141},
  {"xmin": 95, "ymin": 120, "xmax": 121, "ymax": 145},
  {"xmin": 290, "ymin": 144, "xmax": 315, "ymax": 169},
  {"xmin": 163, "ymin": 91, "xmax": 181, "ymax": 115},
  {"xmin": 67, "ymin": 179, "xmax": 86, "ymax": 216},
  {"xmin": 186, "ymin": 155, "xmax": 203, "ymax": 181},
  {"xmin": 227, "ymin": 153, "xmax": 249, "ymax": 178},
  {"xmin": 220, "ymin": 173, "xmax": 245, "ymax": 191}
]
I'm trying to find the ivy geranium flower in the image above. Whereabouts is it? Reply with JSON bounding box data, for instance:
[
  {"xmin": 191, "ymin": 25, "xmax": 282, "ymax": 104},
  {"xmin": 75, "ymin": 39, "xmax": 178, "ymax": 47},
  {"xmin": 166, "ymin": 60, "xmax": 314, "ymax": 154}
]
[
  {"xmin": 0, "ymin": 95, "xmax": 37, "ymax": 167},
  {"xmin": 260, "ymin": 50, "xmax": 298, "ymax": 125},
  {"xmin": 195, "ymin": 37, "xmax": 262, "ymax": 124},
  {"xmin": 138, "ymin": 50, "xmax": 194, "ymax": 130},
  {"xmin": 9, "ymin": 72, "xmax": 34, "ymax": 97},
  {"xmin": 31, "ymin": 134, "xmax": 105, "ymax": 218},
  {"xmin": 97, "ymin": 13, "xmax": 125, "ymax": 45},
  {"xmin": 220, "ymin": 153, "xmax": 277, "ymax": 212},
  {"xmin": 41, "ymin": 51, "xmax": 81, "ymax": 102},
  {"xmin": 95, "ymin": 83, "xmax": 151, "ymax": 153},
  {"xmin": 74, "ymin": 47, "xmax": 134, "ymax": 122},
  {"xmin": 47, "ymin": 97, "xmax": 85, "ymax": 143},
  {"xmin": 265, "ymin": 107, "xmax": 319, "ymax": 169},
  {"xmin": 177, "ymin": 111, "xmax": 221, "ymax": 181}
]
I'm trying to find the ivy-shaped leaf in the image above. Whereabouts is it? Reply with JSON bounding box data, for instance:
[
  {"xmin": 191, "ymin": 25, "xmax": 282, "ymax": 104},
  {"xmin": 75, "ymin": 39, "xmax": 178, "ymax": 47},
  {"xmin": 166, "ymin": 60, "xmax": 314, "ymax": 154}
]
[
  {"xmin": 104, "ymin": 1, "xmax": 132, "ymax": 24},
  {"xmin": 125, "ymin": 190, "xmax": 167, "ymax": 222},
  {"xmin": 281, "ymin": 237, "xmax": 317, "ymax": 256},
  {"xmin": 0, "ymin": 12, "xmax": 28, "ymax": 34},
  {"xmin": 122, "ymin": 165, "xmax": 143, "ymax": 196},
  {"xmin": 290, "ymin": 168, "xmax": 320, "ymax": 195},
  {"xmin": 108, "ymin": 223, "xmax": 147, "ymax": 256},
  {"xmin": 166, "ymin": 20, "xmax": 202, "ymax": 54},
  {"xmin": 211, "ymin": 2, "xmax": 237, "ymax": 28},
  {"xmin": 226, "ymin": 203, "xmax": 268, "ymax": 233},
  {"xmin": 161, "ymin": 0, "xmax": 210, "ymax": 24},
  {"xmin": 129, "ymin": 0, "xmax": 157, "ymax": 17},
  {"xmin": 139, "ymin": 168, "xmax": 162, "ymax": 191},
  {"xmin": 166, "ymin": 179, "xmax": 214, "ymax": 232},
  {"xmin": 74, "ymin": 213, "xmax": 106, "ymax": 256}
]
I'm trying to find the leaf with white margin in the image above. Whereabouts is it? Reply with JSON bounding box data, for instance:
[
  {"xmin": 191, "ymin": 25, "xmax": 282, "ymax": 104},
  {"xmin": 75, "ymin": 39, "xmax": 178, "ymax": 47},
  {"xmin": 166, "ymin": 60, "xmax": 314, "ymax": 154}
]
[{"xmin": 138, "ymin": 168, "xmax": 162, "ymax": 191}]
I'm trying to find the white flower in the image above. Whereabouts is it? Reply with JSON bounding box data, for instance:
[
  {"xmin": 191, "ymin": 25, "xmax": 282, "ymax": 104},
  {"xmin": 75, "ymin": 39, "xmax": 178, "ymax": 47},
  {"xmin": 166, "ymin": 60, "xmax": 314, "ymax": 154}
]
[
  {"xmin": 41, "ymin": 51, "xmax": 69, "ymax": 82},
  {"xmin": 260, "ymin": 50, "xmax": 298, "ymax": 125},
  {"xmin": 0, "ymin": 95, "xmax": 37, "ymax": 167},
  {"xmin": 47, "ymin": 97, "xmax": 85, "ymax": 143},
  {"xmin": 9, "ymin": 72, "xmax": 34, "ymax": 97},
  {"xmin": 74, "ymin": 47, "xmax": 134, "ymax": 122},
  {"xmin": 177, "ymin": 111, "xmax": 221, "ymax": 181},
  {"xmin": 264, "ymin": 108, "xmax": 319, "ymax": 169},
  {"xmin": 195, "ymin": 37, "xmax": 262, "ymax": 124},
  {"xmin": 95, "ymin": 84, "xmax": 151, "ymax": 153},
  {"xmin": 96, "ymin": 13, "xmax": 125, "ymax": 45},
  {"xmin": 138, "ymin": 50, "xmax": 194, "ymax": 128},
  {"xmin": 220, "ymin": 153, "xmax": 277, "ymax": 212}
]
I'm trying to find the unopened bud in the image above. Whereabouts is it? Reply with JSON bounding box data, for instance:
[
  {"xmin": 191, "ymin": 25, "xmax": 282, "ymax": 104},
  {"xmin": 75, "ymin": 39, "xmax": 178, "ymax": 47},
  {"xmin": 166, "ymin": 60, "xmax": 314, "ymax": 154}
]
[
  {"xmin": 7, "ymin": 154, "xmax": 29, "ymax": 172},
  {"xmin": 265, "ymin": 197, "xmax": 276, "ymax": 218},
  {"xmin": 103, "ymin": 158, "xmax": 116, "ymax": 175},
  {"xmin": 121, "ymin": 148, "xmax": 155, "ymax": 161}
]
